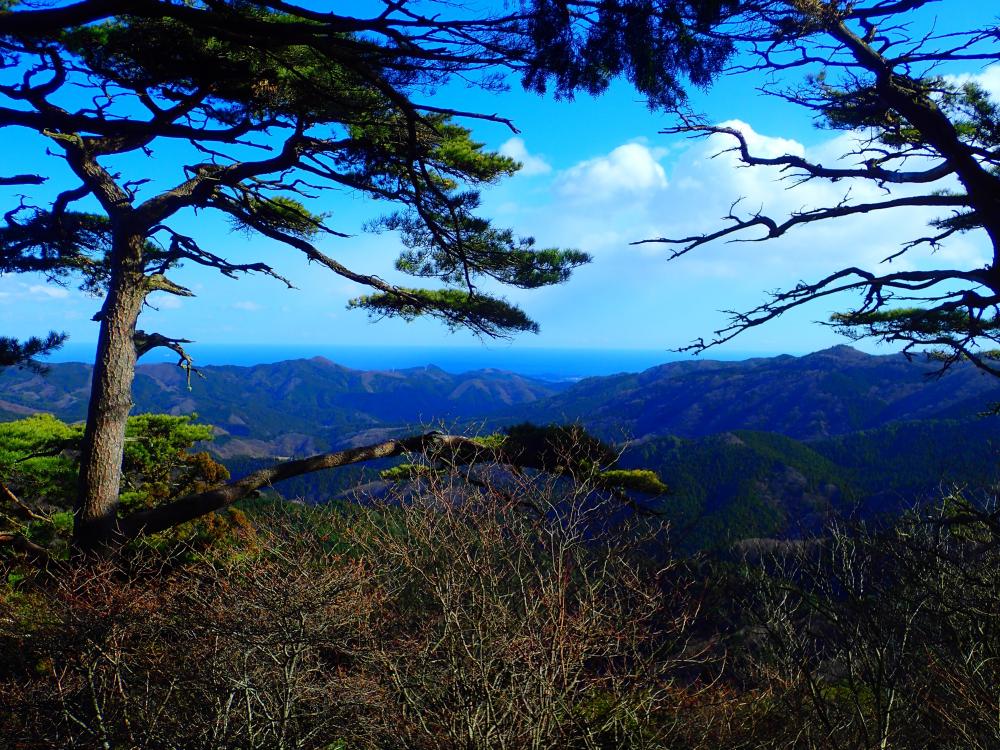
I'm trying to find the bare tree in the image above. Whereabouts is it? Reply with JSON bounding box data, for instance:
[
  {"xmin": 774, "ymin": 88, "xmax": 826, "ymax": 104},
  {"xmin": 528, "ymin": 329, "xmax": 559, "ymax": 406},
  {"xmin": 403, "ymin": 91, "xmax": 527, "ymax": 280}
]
[
  {"xmin": 636, "ymin": 0, "xmax": 1000, "ymax": 373},
  {"xmin": 2, "ymin": 453, "xmax": 711, "ymax": 750},
  {"xmin": 1, "ymin": 524, "xmax": 378, "ymax": 750}
]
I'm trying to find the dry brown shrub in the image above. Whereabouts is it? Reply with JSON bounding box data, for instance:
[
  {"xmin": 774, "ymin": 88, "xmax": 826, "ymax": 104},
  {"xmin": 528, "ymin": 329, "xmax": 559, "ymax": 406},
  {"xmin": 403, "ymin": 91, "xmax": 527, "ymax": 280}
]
[
  {"xmin": 345, "ymin": 464, "xmax": 715, "ymax": 750},
  {"xmin": 1, "ymin": 462, "xmax": 733, "ymax": 749}
]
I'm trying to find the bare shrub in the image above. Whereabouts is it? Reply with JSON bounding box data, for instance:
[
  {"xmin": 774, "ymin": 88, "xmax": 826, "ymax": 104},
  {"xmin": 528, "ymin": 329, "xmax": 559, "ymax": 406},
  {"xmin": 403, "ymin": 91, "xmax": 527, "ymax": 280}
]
[
  {"xmin": 738, "ymin": 495, "xmax": 1000, "ymax": 750},
  {"xmin": 1, "ymin": 456, "xmax": 723, "ymax": 749},
  {"xmin": 346, "ymin": 461, "xmax": 712, "ymax": 750},
  {"xmin": 1, "ymin": 519, "xmax": 375, "ymax": 750}
]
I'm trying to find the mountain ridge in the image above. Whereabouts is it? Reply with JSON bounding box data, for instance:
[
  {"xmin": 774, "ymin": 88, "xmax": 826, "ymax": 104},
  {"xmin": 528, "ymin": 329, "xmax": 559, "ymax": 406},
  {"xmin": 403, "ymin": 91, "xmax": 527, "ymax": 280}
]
[
  {"xmin": 501, "ymin": 345, "xmax": 1000, "ymax": 441},
  {"xmin": 4, "ymin": 346, "xmax": 998, "ymax": 548},
  {"xmin": 0, "ymin": 357, "xmax": 569, "ymax": 456},
  {"xmin": 2, "ymin": 346, "xmax": 998, "ymax": 457}
]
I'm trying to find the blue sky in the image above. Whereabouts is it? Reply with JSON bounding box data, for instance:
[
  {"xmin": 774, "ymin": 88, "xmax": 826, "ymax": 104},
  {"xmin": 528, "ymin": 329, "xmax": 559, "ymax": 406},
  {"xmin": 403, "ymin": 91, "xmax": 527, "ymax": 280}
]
[{"xmin": 2, "ymin": 2, "xmax": 997, "ymax": 364}]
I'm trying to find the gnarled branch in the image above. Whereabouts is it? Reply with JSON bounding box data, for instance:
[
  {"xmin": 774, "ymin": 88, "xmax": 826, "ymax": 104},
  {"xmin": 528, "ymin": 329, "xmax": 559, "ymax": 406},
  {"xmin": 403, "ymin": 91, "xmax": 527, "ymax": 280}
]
[
  {"xmin": 0, "ymin": 174, "xmax": 46, "ymax": 186},
  {"xmin": 119, "ymin": 432, "xmax": 478, "ymax": 538}
]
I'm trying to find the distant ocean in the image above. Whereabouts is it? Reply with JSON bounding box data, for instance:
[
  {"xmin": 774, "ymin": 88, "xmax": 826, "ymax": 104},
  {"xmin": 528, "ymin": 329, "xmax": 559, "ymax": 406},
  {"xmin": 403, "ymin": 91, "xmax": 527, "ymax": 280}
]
[{"xmin": 44, "ymin": 343, "xmax": 780, "ymax": 381}]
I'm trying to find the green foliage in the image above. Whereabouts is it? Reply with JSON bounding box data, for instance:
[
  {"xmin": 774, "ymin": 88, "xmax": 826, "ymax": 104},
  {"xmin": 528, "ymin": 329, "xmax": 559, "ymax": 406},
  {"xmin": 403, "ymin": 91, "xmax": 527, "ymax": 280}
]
[
  {"xmin": 520, "ymin": 0, "xmax": 736, "ymax": 104},
  {"xmin": 385, "ymin": 197, "xmax": 591, "ymax": 290},
  {"xmin": 820, "ymin": 75, "xmax": 1000, "ymax": 154},
  {"xmin": 467, "ymin": 433, "xmax": 508, "ymax": 450},
  {"xmin": 430, "ymin": 121, "xmax": 520, "ymax": 182},
  {"xmin": 229, "ymin": 196, "xmax": 325, "ymax": 240},
  {"xmin": 0, "ymin": 413, "xmax": 233, "ymax": 555},
  {"xmin": 501, "ymin": 421, "xmax": 618, "ymax": 473},
  {"xmin": 375, "ymin": 423, "xmax": 669, "ymax": 509},
  {"xmin": 349, "ymin": 288, "xmax": 540, "ymax": 337},
  {"xmin": 832, "ymin": 307, "xmax": 1000, "ymax": 340},
  {"xmin": 0, "ymin": 414, "xmax": 81, "ymax": 555},
  {"xmin": 343, "ymin": 115, "xmax": 517, "ymax": 193},
  {"xmin": 595, "ymin": 469, "xmax": 668, "ymax": 496},
  {"xmin": 63, "ymin": 14, "xmax": 383, "ymax": 124},
  {"xmin": 0, "ymin": 332, "xmax": 66, "ymax": 373},
  {"xmin": 0, "ymin": 210, "xmax": 112, "ymax": 293},
  {"xmin": 378, "ymin": 462, "xmax": 439, "ymax": 482},
  {"xmin": 119, "ymin": 414, "xmax": 228, "ymax": 514},
  {"xmin": 0, "ymin": 414, "xmax": 81, "ymax": 505},
  {"xmin": 352, "ymin": 114, "xmax": 590, "ymax": 333}
]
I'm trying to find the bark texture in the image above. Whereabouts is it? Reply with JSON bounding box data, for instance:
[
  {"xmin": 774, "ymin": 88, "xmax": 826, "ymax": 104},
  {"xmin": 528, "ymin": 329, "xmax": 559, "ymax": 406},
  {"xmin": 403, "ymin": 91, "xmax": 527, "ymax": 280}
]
[{"xmin": 73, "ymin": 246, "xmax": 146, "ymax": 552}]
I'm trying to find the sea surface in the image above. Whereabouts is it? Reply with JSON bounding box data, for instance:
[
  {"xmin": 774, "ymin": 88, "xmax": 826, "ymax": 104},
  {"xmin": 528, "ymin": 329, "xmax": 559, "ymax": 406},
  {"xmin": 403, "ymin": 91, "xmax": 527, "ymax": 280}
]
[{"xmin": 44, "ymin": 343, "xmax": 779, "ymax": 381}]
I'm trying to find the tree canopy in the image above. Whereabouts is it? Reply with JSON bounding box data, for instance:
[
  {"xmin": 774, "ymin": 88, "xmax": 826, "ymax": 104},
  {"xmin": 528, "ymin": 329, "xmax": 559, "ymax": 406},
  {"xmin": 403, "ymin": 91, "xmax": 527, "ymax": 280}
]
[
  {"xmin": 0, "ymin": 331, "xmax": 65, "ymax": 371},
  {"xmin": 0, "ymin": 3, "xmax": 592, "ymax": 339},
  {"xmin": 0, "ymin": 0, "xmax": 718, "ymax": 552}
]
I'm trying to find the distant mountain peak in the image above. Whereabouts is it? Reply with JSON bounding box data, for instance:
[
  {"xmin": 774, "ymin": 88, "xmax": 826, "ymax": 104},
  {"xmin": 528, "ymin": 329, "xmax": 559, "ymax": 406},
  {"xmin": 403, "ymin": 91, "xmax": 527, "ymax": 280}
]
[
  {"xmin": 304, "ymin": 356, "xmax": 357, "ymax": 373},
  {"xmin": 811, "ymin": 344, "xmax": 866, "ymax": 359},
  {"xmin": 4, "ymin": 348, "xmax": 998, "ymax": 453}
]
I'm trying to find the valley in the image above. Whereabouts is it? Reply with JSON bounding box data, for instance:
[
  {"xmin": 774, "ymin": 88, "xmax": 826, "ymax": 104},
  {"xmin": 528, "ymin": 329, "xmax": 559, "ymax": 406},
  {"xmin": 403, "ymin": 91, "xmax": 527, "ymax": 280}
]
[{"xmin": 3, "ymin": 345, "xmax": 997, "ymax": 550}]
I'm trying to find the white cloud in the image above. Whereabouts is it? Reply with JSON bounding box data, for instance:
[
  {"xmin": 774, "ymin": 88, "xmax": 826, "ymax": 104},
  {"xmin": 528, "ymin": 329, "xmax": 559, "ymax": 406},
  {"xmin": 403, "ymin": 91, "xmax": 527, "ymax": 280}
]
[
  {"xmin": 28, "ymin": 284, "xmax": 69, "ymax": 299},
  {"xmin": 147, "ymin": 292, "xmax": 184, "ymax": 310},
  {"xmin": 501, "ymin": 119, "xmax": 990, "ymax": 296},
  {"xmin": 714, "ymin": 119, "xmax": 806, "ymax": 159},
  {"xmin": 555, "ymin": 142, "xmax": 667, "ymax": 203},
  {"xmin": 232, "ymin": 300, "xmax": 262, "ymax": 311},
  {"xmin": 499, "ymin": 137, "xmax": 551, "ymax": 176},
  {"xmin": 684, "ymin": 120, "xmax": 848, "ymax": 219},
  {"xmin": 944, "ymin": 63, "xmax": 1000, "ymax": 102},
  {"xmin": 472, "ymin": 103, "xmax": 994, "ymax": 350},
  {"xmin": 657, "ymin": 117, "xmax": 991, "ymax": 342},
  {"xmin": 637, "ymin": 119, "xmax": 992, "ymax": 280}
]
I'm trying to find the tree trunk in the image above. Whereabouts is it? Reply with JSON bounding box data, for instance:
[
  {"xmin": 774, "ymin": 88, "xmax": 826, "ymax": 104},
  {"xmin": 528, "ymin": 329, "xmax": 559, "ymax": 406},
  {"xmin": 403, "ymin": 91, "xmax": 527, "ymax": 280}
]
[{"xmin": 73, "ymin": 244, "xmax": 146, "ymax": 554}]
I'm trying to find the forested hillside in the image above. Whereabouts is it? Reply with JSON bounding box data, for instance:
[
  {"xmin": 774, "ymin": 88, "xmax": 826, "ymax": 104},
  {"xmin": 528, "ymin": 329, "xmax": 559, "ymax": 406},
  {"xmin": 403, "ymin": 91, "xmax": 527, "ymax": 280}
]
[
  {"xmin": 505, "ymin": 346, "xmax": 1000, "ymax": 440},
  {"xmin": 3, "ymin": 346, "xmax": 997, "ymax": 454},
  {"xmin": 3, "ymin": 347, "xmax": 996, "ymax": 547},
  {"xmin": 622, "ymin": 422, "xmax": 1000, "ymax": 551},
  {"xmin": 0, "ymin": 357, "xmax": 567, "ymax": 456}
]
